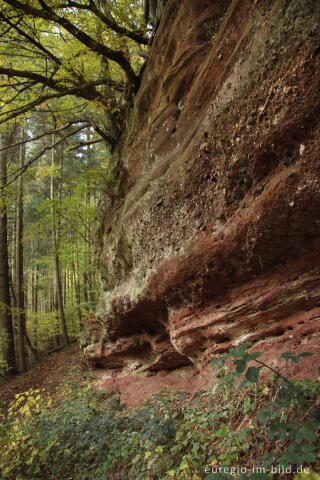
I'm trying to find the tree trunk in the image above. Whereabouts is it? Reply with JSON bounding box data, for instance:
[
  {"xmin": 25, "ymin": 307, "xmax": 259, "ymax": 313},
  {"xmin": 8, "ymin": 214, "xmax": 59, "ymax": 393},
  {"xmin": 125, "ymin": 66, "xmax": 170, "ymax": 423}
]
[
  {"xmin": 32, "ymin": 243, "xmax": 39, "ymax": 350},
  {"xmin": 73, "ymin": 258, "xmax": 82, "ymax": 326},
  {"xmin": 50, "ymin": 135, "xmax": 69, "ymax": 346},
  {"xmin": 16, "ymin": 129, "xmax": 27, "ymax": 372},
  {"xmin": 24, "ymin": 330, "xmax": 38, "ymax": 360},
  {"xmin": 0, "ymin": 131, "xmax": 16, "ymax": 374}
]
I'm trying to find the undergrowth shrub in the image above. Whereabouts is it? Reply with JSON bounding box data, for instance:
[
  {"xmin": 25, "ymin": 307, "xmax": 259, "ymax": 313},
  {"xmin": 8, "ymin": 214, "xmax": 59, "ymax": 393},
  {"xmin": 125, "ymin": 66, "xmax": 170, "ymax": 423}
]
[{"xmin": 0, "ymin": 344, "xmax": 319, "ymax": 480}]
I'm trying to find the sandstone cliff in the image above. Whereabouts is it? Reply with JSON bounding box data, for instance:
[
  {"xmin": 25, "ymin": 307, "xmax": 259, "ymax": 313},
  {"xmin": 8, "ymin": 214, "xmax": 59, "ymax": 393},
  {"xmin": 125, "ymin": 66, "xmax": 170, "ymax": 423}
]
[{"xmin": 82, "ymin": 0, "xmax": 320, "ymax": 380}]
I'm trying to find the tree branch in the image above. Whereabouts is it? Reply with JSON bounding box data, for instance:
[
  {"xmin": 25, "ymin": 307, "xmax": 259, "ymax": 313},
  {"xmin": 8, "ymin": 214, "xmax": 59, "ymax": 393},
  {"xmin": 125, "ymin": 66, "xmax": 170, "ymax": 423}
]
[
  {"xmin": 0, "ymin": 90, "xmax": 70, "ymax": 125},
  {"xmin": 3, "ymin": 0, "xmax": 139, "ymax": 88},
  {"xmin": 55, "ymin": 208, "xmax": 91, "ymax": 244},
  {"xmin": 0, "ymin": 12, "xmax": 62, "ymax": 65},
  {"xmin": 0, "ymin": 121, "xmax": 88, "ymax": 152},
  {"xmin": 66, "ymin": 138, "xmax": 103, "ymax": 152},
  {"xmin": 0, "ymin": 66, "xmax": 106, "ymax": 102},
  {"xmin": 0, "ymin": 65, "xmax": 58, "ymax": 89},
  {"xmin": 2, "ymin": 81, "xmax": 37, "ymax": 107},
  {"xmin": 65, "ymin": 0, "xmax": 148, "ymax": 45},
  {"xmin": 86, "ymin": 118, "xmax": 117, "ymax": 150},
  {"xmin": 0, "ymin": 71, "xmax": 107, "ymax": 124}
]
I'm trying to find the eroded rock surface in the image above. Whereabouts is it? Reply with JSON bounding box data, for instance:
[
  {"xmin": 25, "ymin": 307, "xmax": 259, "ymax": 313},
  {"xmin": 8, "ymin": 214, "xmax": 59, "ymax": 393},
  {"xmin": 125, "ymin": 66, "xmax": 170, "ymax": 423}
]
[{"xmin": 82, "ymin": 0, "xmax": 320, "ymax": 378}]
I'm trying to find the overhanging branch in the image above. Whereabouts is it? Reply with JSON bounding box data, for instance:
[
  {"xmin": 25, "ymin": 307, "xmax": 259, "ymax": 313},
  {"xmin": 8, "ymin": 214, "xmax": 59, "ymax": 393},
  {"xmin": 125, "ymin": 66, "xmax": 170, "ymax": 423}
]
[
  {"xmin": 0, "ymin": 12, "xmax": 62, "ymax": 65},
  {"xmin": 0, "ymin": 121, "xmax": 88, "ymax": 152},
  {"xmin": 0, "ymin": 70, "xmax": 107, "ymax": 123},
  {"xmin": 3, "ymin": 0, "xmax": 140, "ymax": 88},
  {"xmin": 87, "ymin": 118, "xmax": 117, "ymax": 150},
  {"xmin": 66, "ymin": 138, "xmax": 103, "ymax": 152},
  {"xmin": 65, "ymin": 0, "xmax": 148, "ymax": 45}
]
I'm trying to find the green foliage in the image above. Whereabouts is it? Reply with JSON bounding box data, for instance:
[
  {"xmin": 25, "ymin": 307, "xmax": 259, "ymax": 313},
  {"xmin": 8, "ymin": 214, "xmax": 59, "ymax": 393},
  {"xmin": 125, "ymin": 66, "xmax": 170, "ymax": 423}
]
[
  {"xmin": 0, "ymin": 347, "xmax": 319, "ymax": 480},
  {"xmin": 0, "ymin": 0, "xmax": 146, "ymax": 134},
  {"xmin": 14, "ymin": 128, "xmax": 103, "ymax": 352},
  {"xmin": 209, "ymin": 343, "xmax": 320, "ymax": 478}
]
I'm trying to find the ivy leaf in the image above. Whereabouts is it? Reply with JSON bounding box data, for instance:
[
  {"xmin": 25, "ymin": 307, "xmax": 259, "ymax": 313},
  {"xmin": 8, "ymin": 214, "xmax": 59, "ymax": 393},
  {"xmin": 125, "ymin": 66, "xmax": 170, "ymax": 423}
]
[
  {"xmin": 298, "ymin": 352, "xmax": 313, "ymax": 358},
  {"xmin": 291, "ymin": 356, "xmax": 301, "ymax": 364},
  {"xmin": 263, "ymin": 449, "xmax": 275, "ymax": 466},
  {"xmin": 279, "ymin": 444, "xmax": 317, "ymax": 465},
  {"xmin": 211, "ymin": 358, "xmax": 223, "ymax": 367},
  {"xmin": 292, "ymin": 422, "xmax": 318, "ymax": 444},
  {"xmin": 257, "ymin": 408, "xmax": 271, "ymax": 424},
  {"xmin": 245, "ymin": 352, "xmax": 263, "ymax": 361},
  {"xmin": 236, "ymin": 342, "xmax": 249, "ymax": 357},
  {"xmin": 238, "ymin": 428, "xmax": 250, "ymax": 441},
  {"xmin": 235, "ymin": 359, "xmax": 247, "ymax": 374},
  {"xmin": 300, "ymin": 444, "xmax": 317, "ymax": 462},
  {"xmin": 246, "ymin": 367, "xmax": 261, "ymax": 383},
  {"xmin": 267, "ymin": 422, "xmax": 287, "ymax": 440},
  {"xmin": 228, "ymin": 347, "xmax": 237, "ymax": 358},
  {"xmin": 281, "ymin": 352, "xmax": 291, "ymax": 362}
]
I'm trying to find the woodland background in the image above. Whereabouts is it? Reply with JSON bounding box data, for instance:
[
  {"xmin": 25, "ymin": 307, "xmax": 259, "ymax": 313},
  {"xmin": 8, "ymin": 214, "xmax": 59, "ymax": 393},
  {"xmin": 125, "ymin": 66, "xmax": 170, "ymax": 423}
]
[{"xmin": 0, "ymin": 0, "xmax": 150, "ymax": 373}]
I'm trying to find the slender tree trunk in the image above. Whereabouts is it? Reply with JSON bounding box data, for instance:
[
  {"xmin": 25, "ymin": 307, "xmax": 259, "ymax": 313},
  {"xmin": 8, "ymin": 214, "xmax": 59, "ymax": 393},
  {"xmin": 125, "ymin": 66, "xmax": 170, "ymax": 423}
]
[
  {"xmin": 73, "ymin": 259, "xmax": 82, "ymax": 326},
  {"xmin": 52, "ymin": 272, "xmax": 60, "ymax": 347},
  {"xmin": 48, "ymin": 279, "xmax": 55, "ymax": 350},
  {"xmin": 50, "ymin": 135, "xmax": 69, "ymax": 346},
  {"xmin": 32, "ymin": 243, "xmax": 39, "ymax": 350},
  {"xmin": 82, "ymin": 179, "xmax": 90, "ymax": 309},
  {"xmin": 10, "ymin": 198, "xmax": 17, "ymax": 358},
  {"xmin": 0, "ymin": 132, "xmax": 16, "ymax": 374},
  {"xmin": 70, "ymin": 263, "xmax": 74, "ymax": 307},
  {"xmin": 24, "ymin": 330, "xmax": 38, "ymax": 360},
  {"xmin": 63, "ymin": 266, "xmax": 66, "ymax": 307},
  {"xmin": 85, "ymin": 165, "xmax": 96, "ymax": 305},
  {"xmin": 16, "ymin": 130, "xmax": 27, "ymax": 372}
]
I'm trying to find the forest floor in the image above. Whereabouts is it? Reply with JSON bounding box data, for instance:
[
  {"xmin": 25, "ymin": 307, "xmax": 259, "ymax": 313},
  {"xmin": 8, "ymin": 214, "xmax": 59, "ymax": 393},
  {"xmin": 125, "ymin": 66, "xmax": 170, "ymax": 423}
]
[
  {"xmin": 0, "ymin": 344, "xmax": 89, "ymax": 415},
  {"xmin": 0, "ymin": 343, "xmax": 319, "ymax": 479},
  {"xmin": 0, "ymin": 344, "xmax": 200, "ymax": 413}
]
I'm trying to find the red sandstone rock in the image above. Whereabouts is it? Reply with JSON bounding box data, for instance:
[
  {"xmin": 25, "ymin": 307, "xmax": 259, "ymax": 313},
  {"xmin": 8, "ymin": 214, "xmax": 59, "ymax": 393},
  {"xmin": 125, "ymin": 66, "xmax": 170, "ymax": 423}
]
[{"xmin": 82, "ymin": 0, "xmax": 320, "ymax": 387}]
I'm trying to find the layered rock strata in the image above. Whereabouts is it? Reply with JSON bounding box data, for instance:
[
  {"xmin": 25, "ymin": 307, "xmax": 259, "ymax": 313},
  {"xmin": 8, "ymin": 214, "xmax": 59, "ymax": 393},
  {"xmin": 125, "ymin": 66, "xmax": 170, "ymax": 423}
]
[{"xmin": 82, "ymin": 0, "xmax": 320, "ymax": 377}]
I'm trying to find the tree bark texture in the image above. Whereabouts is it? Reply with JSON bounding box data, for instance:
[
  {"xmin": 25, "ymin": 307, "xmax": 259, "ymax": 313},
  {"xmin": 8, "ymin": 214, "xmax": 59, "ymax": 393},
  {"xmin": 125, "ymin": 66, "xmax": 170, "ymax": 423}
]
[
  {"xmin": 0, "ymin": 131, "xmax": 16, "ymax": 373},
  {"xmin": 51, "ymin": 135, "xmax": 69, "ymax": 346}
]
